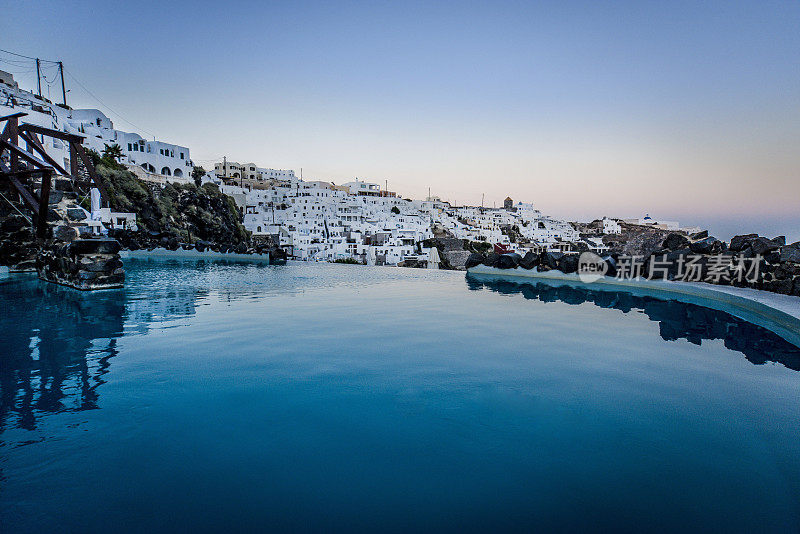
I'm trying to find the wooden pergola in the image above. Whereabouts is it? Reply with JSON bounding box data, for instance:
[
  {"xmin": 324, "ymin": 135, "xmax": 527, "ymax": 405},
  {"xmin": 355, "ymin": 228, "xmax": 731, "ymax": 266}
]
[{"xmin": 0, "ymin": 112, "xmax": 108, "ymax": 238}]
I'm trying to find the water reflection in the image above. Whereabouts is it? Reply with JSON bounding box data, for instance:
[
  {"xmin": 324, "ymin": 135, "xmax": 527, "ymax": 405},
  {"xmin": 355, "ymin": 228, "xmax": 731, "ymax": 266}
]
[
  {"xmin": 0, "ymin": 277, "xmax": 124, "ymax": 434},
  {"xmin": 0, "ymin": 274, "xmax": 206, "ymax": 436},
  {"xmin": 466, "ymin": 274, "xmax": 800, "ymax": 371}
]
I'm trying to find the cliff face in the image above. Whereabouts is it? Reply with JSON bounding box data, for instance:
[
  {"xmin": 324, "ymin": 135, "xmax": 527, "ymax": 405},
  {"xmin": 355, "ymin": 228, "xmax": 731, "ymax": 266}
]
[{"xmin": 96, "ymin": 163, "xmax": 250, "ymax": 249}]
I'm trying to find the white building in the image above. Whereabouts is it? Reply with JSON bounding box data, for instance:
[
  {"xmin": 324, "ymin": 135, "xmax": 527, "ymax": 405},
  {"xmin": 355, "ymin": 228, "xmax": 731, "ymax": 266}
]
[
  {"xmin": 0, "ymin": 72, "xmax": 192, "ymax": 183},
  {"xmin": 602, "ymin": 217, "xmax": 622, "ymax": 234}
]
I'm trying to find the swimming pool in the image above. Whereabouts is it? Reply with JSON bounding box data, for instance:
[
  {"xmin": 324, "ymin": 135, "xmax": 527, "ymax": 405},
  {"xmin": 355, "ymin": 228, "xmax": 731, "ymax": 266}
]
[{"xmin": 1, "ymin": 260, "xmax": 799, "ymax": 532}]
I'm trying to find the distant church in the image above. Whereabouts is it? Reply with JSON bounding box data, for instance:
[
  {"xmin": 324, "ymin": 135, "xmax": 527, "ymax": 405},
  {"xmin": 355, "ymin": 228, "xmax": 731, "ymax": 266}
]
[{"xmin": 504, "ymin": 196, "xmax": 513, "ymax": 210}]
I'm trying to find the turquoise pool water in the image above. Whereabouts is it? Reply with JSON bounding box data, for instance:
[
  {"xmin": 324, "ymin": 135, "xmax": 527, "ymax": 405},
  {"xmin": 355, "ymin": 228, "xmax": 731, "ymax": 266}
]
[{"xmin": 1, "ymin": 260, "xmax": 799, "ymax": 532}]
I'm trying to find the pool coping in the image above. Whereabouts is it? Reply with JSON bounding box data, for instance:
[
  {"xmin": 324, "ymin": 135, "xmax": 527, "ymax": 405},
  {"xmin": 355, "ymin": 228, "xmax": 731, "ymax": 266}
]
[
  {"xmin": 120, "ymin": 248, "xmax": 272, "ymax": 263},
  {"xmin": 467, "ymin": 265, "xmax": 800, "ymax": 348}
]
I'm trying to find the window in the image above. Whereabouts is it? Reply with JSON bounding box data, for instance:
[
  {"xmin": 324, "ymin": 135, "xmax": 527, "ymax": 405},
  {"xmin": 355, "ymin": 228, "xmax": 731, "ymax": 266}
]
[
  {"xmin": 128, "ymin": 143, "xmax": 132, "ymax": 151},
  {"xmin": 180, "ymin": 153, "xmax": 184, "ymax": 159}
]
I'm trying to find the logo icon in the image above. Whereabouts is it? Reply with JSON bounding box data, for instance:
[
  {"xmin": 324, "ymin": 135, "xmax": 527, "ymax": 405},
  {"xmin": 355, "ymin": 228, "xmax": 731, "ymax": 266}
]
[{"xmin": 578, "ymin": 252, "xmax": 607, "ymax": 283}]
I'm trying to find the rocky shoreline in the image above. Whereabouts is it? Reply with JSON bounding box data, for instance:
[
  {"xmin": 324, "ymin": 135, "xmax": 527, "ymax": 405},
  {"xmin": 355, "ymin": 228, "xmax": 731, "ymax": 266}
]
[{"xmin": 465, "ymin": 232, "xmax": 800, "ymax": 298}]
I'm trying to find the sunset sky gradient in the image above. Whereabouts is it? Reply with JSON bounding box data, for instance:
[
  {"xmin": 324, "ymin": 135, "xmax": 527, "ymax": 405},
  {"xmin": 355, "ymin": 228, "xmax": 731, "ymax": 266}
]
[{"xmin": 3, "ymin": 1, "xmax": 799, "ymax": 239}]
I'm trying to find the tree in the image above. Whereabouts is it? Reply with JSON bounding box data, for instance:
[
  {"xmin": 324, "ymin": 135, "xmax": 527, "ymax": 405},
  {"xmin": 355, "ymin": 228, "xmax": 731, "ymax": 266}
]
[
  {"xmin": 391, "ymin": 206, "xmax": 400, "ymax": 214},
  {"xmin": 102, "ymin": 143, "xmax": 123, "ymax": 162},
  {"xmin": 192, "ymin": 165, "xmax": 207, "ymax": 187}
]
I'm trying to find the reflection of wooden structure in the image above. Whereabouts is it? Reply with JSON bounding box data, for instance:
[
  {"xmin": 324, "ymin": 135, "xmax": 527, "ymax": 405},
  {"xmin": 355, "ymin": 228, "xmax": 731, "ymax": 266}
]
[{"xmin": 0, "ymin": 112, "xmax": 107, "ymax": 238}]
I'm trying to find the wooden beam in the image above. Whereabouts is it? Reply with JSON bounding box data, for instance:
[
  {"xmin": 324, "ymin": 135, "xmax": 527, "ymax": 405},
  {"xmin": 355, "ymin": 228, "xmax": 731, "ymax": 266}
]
[
  {"xmin": 73, "ymin": 142, "xmax": 110, "ymax": 207},
  {"xmin": 18, "ymin": 131, "xmax": 69, "ymax": 176},
  {"xmin": 0, "ymin": 138, "xmax": 51, "ymax": 169},
  {"xmin": 4, "ymin": 173, "xmax": 41, "ymax": 215},
  {"xmin": 0, "ymin": 112, "xmax": 27, "ymax": 123},
  {"xmin": 18, "ymin": 123, "xmax": 85, "ymax": 143}
]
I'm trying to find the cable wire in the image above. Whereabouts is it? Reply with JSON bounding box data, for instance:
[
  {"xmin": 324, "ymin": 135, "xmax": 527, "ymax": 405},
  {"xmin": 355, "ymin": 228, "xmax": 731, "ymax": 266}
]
[{"xmin": 63, "ymin": 68, "xmax": 157, "ymax": 138}]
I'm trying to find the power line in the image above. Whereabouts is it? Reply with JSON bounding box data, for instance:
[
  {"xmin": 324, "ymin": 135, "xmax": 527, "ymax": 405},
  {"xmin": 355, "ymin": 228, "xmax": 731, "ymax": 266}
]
[
  {"xmin": 0, "ymin": 48, "xmax": 59, "ymax": 63},
  {"xmin": 63, "ymin": 67, "xmax": 157, "ymax": 138}
]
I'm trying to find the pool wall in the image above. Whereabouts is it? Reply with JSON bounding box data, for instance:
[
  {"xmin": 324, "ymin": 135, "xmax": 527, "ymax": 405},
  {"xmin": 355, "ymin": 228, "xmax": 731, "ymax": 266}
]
[
  {"xmin": 468, "ymin": 265, "xmax": 800, "ymax": 347},
  {"xmin": 120, "ymin": 248, "xmax": 272, "ymax": 263}
]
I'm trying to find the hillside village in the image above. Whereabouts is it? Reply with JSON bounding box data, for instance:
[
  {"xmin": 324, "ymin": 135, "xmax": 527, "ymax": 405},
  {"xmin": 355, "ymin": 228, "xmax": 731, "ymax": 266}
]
[{"xmin": 1, "ymin": 70, "xmax": 702, "ymax": 268}]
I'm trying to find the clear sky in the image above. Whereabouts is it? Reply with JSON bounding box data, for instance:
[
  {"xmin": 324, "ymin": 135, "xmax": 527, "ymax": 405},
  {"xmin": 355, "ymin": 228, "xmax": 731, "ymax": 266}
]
[{"xmin": 3, "ymin": 1, "xmax": 799, "ymax": 240}]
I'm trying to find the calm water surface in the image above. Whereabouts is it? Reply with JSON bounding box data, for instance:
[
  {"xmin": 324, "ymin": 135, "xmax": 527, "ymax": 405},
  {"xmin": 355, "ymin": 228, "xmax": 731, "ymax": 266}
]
[{"xmin": 1, "ymin": 260, "xmax": 799, "ymax": 532}]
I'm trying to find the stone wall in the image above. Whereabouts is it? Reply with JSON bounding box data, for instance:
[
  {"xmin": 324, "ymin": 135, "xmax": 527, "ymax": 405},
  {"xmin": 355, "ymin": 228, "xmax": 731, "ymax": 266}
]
[
  {"xmin": 466, "ymin": 232, "xmax": 800, "ymax": 298},
  {"xmin": 37, "ymin": 238, "xmax": 124, "ymax": 290}
]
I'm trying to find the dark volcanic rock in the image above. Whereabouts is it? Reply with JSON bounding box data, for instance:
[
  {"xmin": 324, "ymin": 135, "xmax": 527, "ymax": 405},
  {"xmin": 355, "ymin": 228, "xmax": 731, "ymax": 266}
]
[
  {"xmin": 662, "ymin": 233, "xmax": 690, "ymax": 251},
  {"xmin": 691, "ymin": 230, "xmax": 708, "ymax": 240},
  {"xmin": 557, "ymin": 254, "xmax": 579, "ymax": 274},
  {"xmin": 53, "ymin": 225, "xmax": 78, "ymax": 242},
  {"xmin": 765, "ymin": 278, "xmax": 793, "ymax": 295},
  {"xmin": 70, "ymin": 238, "xmax": 121, "ymax": 255},
  {"xmin": 66, "ymin": 207, "xmax": 87, "ymax": 221},
  {"xmin": 519, "ymin": 251, "xmax": 540, "ymax": 270},
  {"xmin": 690, "ymin": 236, "xmax": 722, "ymax": 255},
  {"xmin": 464, "ymin": 252, "xmax": 485, "ymax": 269},
  {"xmin": 603, "ymin": 255, "xmax": 618, "ymax": 278},
  {"xmin": 780, "ymin": 244, "xmax": 800, "ymax": 264},
  {"xmin": 497, "ymin": 253, "xmax": 521, "ymax": 269},
  {"xmin": 749, "ymin": 236, "xmax": 780, "ymax": 255},
  {"xmin": 1, "ymin": 214, "xmax": 28, "ymax": 233},
  {"xmin": 730, "ymin": 234, "xmax": 758, "ymax": 252},
  {"xmin": 541, "ymin": 251, "xmax": 564, "ymax": 269},
  {"xmin": 482, "ymin": 252, "xmax": 501, "ymax": 268}
]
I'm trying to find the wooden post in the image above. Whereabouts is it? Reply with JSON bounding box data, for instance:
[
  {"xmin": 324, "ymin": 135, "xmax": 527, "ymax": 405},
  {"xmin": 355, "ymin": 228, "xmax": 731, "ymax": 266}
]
[
  {"xmin": 8, "ymin": 116, "xmax": 18, "ymax": 173},
  {"xmin": 37, "ymin": 169, "xmax": 52, "ymax": 238},
  {"xmin": 69, "ymin": 142, "xmax": 79, "ymax": 177}
]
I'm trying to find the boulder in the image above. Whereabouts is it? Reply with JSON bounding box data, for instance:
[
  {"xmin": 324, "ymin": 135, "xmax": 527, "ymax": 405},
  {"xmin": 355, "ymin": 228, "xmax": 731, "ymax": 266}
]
[
  {"xmin": 662, "ymin": 233, "xmax": 690, "ymax": 251},
  {"xmin": 47, "ymin": 190, "xmax": 64, "ymax": 204},
  {"xmin": 765, "ymin": 278, "xmax": 793, "ymax": 295},
  {"xmin": 689, "ymin": 236, "xmax": 722, "ymax": 255},
  {"xmin": 497, "ymin": 253, "xmax": 521, "ymax": 269},
  {"xmin": 557, "ymin": 254, "xmax": 579, "ymax": 274},
  {"xmin": 482, "ymin": 252, "xmax": 501, "ymax": 268},
  {"xmin": 541, "ymin": 251, "xmax": 564, "ymax": 269},
  {"xmin": 464, "ymin": 252, "xmax": 485, "ymax": 269},
  {"xmin": 772, "ymin": 236, "xmax": 786, "ymax": 247},
  {"xmin": 749, "ymin": 236, "xmax": 780, "ymax": 256},
  {"xmin": 53, "ymin": 225, "xmax": 78, "ymax": 242},
  {"xmin": 780, "ymin": 244, "xmax": 800, "ymax": 264},
  {"xmin": 603, "ymin": 255, "xmax": 618, "ymax": 278},
  {"xmin": 691, "ymin": 230, "xmax": 708, "ymax": 240},
  {"xmin": 69, "ymin": 238, "xmax": 121, "ymax": 255},
  {"xmin": 0, "ymin": 214, "xmax": 28, "ymax": 233},
  {"xmin": 66, "ymin": 207, "xmax": 87, "ymax": 221},
  {"xmin": 519, "ymin": 251, "xmax": 540, "ymax": 270},
  {"xmin": 729, "ymin": 234, "xmax": 758, "ymax": 252},
  {"xmin": 773, "ymin": 264, "xmax": 794, "ymax": 280}
]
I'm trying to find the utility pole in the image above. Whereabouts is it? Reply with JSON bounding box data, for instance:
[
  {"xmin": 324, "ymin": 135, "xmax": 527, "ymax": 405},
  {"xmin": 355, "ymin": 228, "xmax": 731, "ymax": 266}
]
[
  {"xmin": 58, "ymin": 62, "xmax": 67, "ymax": 106},
  {"xmin": 223, "ymin": 156, "xmax": 226, "ymax": 181},
  {"xmin": 481, "ymin": 193, "xmax": 484, "ymax": 209},
  {"xmin": 36, "ymin": 58, "xmax": 42, "ymax": 97}
]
